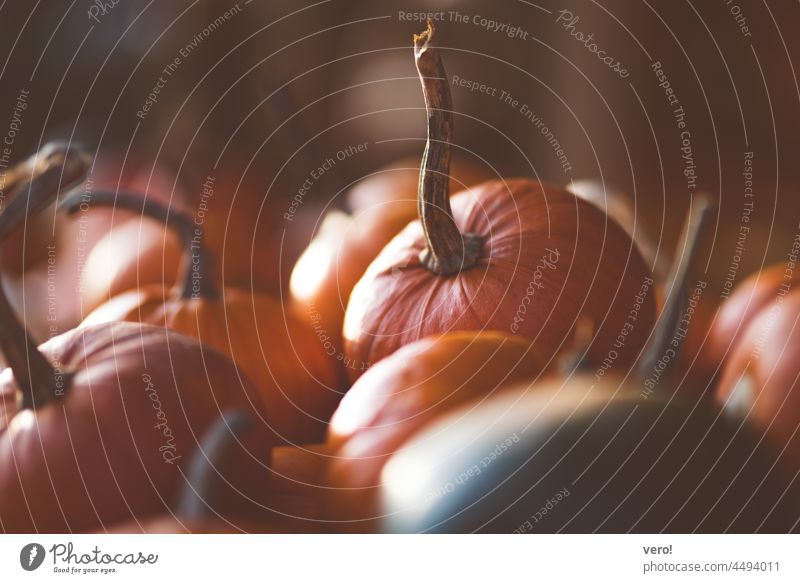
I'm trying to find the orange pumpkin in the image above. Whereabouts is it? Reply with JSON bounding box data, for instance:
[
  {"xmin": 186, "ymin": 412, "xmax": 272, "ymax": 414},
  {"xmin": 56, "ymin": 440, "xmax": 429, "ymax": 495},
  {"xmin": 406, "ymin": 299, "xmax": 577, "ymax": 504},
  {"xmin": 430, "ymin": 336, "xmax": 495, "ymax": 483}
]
[
  {"xmin": 63, "ymin": 191, "xmax": 343, "ymax": 445},
  {"xmin": 342, "ymin": 24, "xmax": 656, "ymax": 381},
  {"xmin": 715, "ymin": 285, "xmax": 800, "ymax": 461},
  {"xmin": 324, "ymin": 330, "xmax": 547, "ymax": 531},
  {"xmin": 705, "ymin": 264, "xmax": 800, "ymax": 373},
  {"xmin": 289, "ymin": 157, "xmax": 490, "ymax": 370},
  {"xmin": 105, "ymin": 412, "xmax": 317, "ymax": 533},
  {"xmin": 567, "ymin": 179, "xmax": 669, "ymax": 283},
  {"xmin": 265, "ymin": 443, "xmax": 330, "ymax": 530},
  {"xmin": 76, "ymin": 214, "xmax": 183, "ymax": 318}
]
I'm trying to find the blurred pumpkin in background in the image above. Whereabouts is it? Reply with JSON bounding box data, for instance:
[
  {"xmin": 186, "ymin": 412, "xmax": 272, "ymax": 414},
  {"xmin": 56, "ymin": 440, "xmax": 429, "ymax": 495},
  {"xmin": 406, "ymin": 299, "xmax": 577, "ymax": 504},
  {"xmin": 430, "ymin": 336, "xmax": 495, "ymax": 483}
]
[
  {"xmin": 325, "ymin": 330, "xmax": 546, "ymax": 531},
  {"xmin": 106, "ymin": 412, "xmax": 317, "ymax": 533},
  {"xmin": 67, "ymin": 191, "xmax": 343, "ymax": 445},
  {"xmin": 290, "ymin": 154, "xmax": 490, "ymax": 368},
  {"xmin": 715, "ymin": 267, "xmax": 800, "ymax": 463},
  {"xmin": 15, "ymin": 152, "xmax": 185, "ymax": 338}
]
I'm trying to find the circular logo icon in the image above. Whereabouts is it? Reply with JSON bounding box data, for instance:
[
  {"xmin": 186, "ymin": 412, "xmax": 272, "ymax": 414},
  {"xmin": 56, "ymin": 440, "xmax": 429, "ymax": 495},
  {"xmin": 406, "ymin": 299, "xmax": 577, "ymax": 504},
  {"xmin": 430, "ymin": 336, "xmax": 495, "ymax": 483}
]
[{"xmin": 20, "ymin": 543, "xmax": 45, "ymax": 571}]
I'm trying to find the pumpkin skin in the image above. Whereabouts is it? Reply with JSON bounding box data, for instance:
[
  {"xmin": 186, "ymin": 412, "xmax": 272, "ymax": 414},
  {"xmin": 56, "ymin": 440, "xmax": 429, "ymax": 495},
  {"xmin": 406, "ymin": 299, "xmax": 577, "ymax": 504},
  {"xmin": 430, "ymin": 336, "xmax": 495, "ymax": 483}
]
[
  {"xmin": 73, "ymin": 156, "xmax": 185, "ymax": 297},
  {"xmin": 715, "ymin": 288, "xmax": 800, "ymax": 460},
  {"xmin": 343, "ymin": 178, "xmax": 657, "ymax": 380},
  {"xmin": 111, "ymin": 441, "xmax": 331, "ymax": 533},
  {"xmin": 0, "ymin": 322, "xmax": 273, "ymax": 533},
  {"xmin": 703, "ymin": 264, "xmax": 800, "ymax": 373},
  {"xmin": 567, "ymin": 179, "xmax": 669, "ymax": 283},
  {"xmin": 290, "ymin": 208, "xmax": 417, "ymax": 374},
  {"xmin": 104, "ymin": 413, "xmax": 321, "ymax": 534},
  {"xmin": 17, "ymin": 157, "xmax": 185, "ymax": 333},
  {"xmin": 342, "ymin": 25, "xmax": 656, "ymax": 380},
  {"xmin": 380, "ymin": 377, "xmax": 800, "ymax": 533},
  {"xmin": 377, "ymin": 191, "xmax": 725, "ymax": 533},
  {"xmin": 76, "ymin": 216, "xmax": 183, "ymax": 317},
  {"xmin": 66, "ymin": 186, "xmax": 343, "ymax": 444},
  {"xmin": 265, "ymin": 443, "xmax": 330, "ymax": 530},
  {"xmin": 289, "ymin": 159, "xmax": 489, "ymax": 367},
  {"xmin": 325, "ymin": 331, "xmax": 547, "ymax": 531},
  {"xmin": 82, "ymin": 287, "xmax": 343, "ymax": 444}
]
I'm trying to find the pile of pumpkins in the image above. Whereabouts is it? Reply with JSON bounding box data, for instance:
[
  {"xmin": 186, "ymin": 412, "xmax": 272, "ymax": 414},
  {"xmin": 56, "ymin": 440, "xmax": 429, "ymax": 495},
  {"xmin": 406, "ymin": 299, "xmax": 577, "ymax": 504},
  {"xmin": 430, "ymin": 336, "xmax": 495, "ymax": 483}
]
[{"xmin": 2, "ymin": 23, "xmax": 799, "ymax": 533}]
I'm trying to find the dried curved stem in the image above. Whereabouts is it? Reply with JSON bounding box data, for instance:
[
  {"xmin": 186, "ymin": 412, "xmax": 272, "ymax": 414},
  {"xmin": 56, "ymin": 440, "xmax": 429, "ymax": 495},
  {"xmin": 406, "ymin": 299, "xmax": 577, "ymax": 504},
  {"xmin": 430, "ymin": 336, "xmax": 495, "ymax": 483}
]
[
  {"xmin": 177, "ymin": 411, "xmax": 252, "ymax": 523},
  {"xmin": 636, "ymin": 194, "xmax": 715, "ymax": 383},
  {"xmin": 414, "ymin": 22, "xmax": 483, "ymax": 276},
  {"xmin": 60, "ymin": 191, "xmax": 219, "ymax": 300},
  {"xmin": 0, "ymin": 142, "xmax": 91, "ymax": 409}
]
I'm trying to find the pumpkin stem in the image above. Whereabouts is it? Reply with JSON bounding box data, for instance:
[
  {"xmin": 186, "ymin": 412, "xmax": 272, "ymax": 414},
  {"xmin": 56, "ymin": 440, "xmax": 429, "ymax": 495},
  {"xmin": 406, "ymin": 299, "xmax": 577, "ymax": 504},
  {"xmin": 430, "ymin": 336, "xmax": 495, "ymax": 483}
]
[
  {"xmin": 559, "ymin": 316, "xmax": 595, "ymax": 374},
  {"xmin": 0, "ymin": 143, "xmax": 91, "ymax": 409},
  {"xmin": 176, "ymin": 410, "xmax": 252, "ymax": 523},
  {"xmin": 636, "ymin": 193, "xmax": 715, "ymax": 384},
  {"xmin": 414, "ymin": 22, "xmax": 483, "ymax": 276},
  {"xmin": 59, "ymin": 191, "xmax": 220, "ymax": 301}
]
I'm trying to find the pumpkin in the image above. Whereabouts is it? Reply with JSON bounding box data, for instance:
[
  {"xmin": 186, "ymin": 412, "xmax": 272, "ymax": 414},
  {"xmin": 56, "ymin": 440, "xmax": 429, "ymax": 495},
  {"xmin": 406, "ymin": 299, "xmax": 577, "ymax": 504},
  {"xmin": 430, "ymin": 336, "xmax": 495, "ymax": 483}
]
[
  {"xmin": 704, "ymin": 263, "xmax": 800, "ymax": 374},
  {"xmin": 343, "ymin": 23, "xmax": 656, "ymax": 380},
  {"xmin": 380, "ymin": 377, "xmax": 800, "ymax": 533},
  {"xmin": 378, "ymin": 197, "xmax": 800, "ymax": 533},
  {"xmin": 566, "ymin": 179, "xmax": 669, "ymax": 283},
  {"xmin": 265, "ymin": 443, "xmax": 330, "ymax": 530},
  {"xmin": 0, "ymin": 142, "xmax": 90, "ymax": 273},
  {"xmin": 289, "ymin": 157, "xmax": 489, "ymax": 369},
  {"xmin": 0, "ymin": 301, "xmax": 273, "ymax": 532},
  {"xmin": 324, "ymin": 330, "xmax": 547, "ymax": 530},
  {"xmin": 63, "ymin": 191, "xmax": 343, "ymax": 444},
  {"xmin": 13, "ymin": 154, "xmax": 186, "ymax": 336},
  {"xmin": 72, "ymin": 157, "xmax": 187, "ymax": 317},
  {"xmin": 329, "ymin": 194, "xmax": 711, "ymax": 530},
  {"xmin": 76, "ymin": 216, "xmax": 183, "ymax": 318},
  {"xmin": 715, "ymin": 285, "xmax": 800, "ymax": 461},
  {"xmin": 106, "ymin": 412, "xmax": 316, "ymax": 533}
]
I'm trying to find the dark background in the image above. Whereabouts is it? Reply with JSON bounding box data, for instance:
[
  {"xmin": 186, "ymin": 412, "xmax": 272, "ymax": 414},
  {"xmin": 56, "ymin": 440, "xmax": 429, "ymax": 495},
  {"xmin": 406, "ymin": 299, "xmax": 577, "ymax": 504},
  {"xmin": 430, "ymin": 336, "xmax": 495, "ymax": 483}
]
[{"xmin": 0, "ymin": 0, "xmax": 798, "ymax": 296}]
